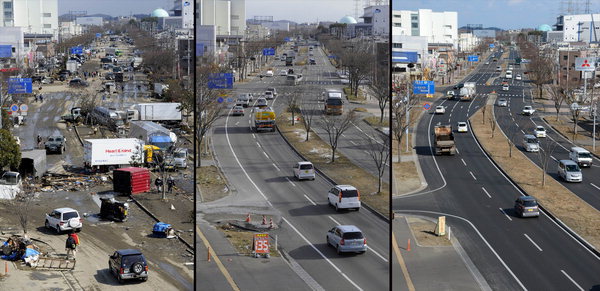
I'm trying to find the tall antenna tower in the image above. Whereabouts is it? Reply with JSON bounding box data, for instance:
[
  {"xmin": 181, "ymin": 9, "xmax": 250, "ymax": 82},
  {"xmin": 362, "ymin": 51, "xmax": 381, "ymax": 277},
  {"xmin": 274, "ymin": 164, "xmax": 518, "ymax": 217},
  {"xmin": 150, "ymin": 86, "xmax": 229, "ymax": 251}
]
[
  {"xmin": 585, "ymin": 0, "xmax": 591, "ymax": 13},
  {"xmin": 354, "ymin": 0, "xmax": 361, "ymax": 20}
]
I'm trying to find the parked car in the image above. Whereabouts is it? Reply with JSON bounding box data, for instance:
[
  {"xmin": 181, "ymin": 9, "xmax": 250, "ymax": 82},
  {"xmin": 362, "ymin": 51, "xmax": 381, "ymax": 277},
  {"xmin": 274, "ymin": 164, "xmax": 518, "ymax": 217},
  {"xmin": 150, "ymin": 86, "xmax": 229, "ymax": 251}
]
[
  {"xmin": 41, "ymin": 77, "xmax": 54, "ymax": 84},
  {"xmin": 265, "ymin": 70, "xmax": 274, "ymax": 77},
  {"xmin": 45, "ymin": 207, "xmax": 82, "ymax": 234},
  {"xmin": 514, "ymin": 196, "xmax": 540, "ymax": 218},
  {"xmin": 457, "ymin": 122, "xmax": 468, "ymax": 133},
  {"xmin": 108, "ymin": 249, "xmax": 149, "ymax": 283},
  {"xmin": 231, "ymin": 105, "xmax": 245, "ymax": 116},
  {"xmin": 435, "ymin": 106, "xmax": 445, "ymax": 114},
  {"xmin": 534, "ymin": 126, "xmax": 546, "ymax": 138},
  {"xmin": 293, "ymin": 161, "xmax": 315, "ymax": 180},
  {"xmin": 279, "ymin": 69, "xmax": 288, "ymax": 76},
  {"xmin": 327, "ymin": 185, "xmax": 361, "ymax": 211},
  {"xmin": 69, "ymin": 78, "xmax": 88, "ymax": 87},
  {"xmin": 497, "ymin": 98, "xmax": 508, "ymax": 107},
  {"xmin": 326, "ymin": 225, "xmax": 367, "ymax": 254}
]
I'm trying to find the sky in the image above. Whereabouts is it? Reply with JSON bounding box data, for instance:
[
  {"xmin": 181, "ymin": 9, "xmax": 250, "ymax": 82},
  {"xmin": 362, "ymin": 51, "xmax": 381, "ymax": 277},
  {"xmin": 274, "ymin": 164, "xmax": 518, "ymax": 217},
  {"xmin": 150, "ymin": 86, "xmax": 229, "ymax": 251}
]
[
  {"xmin": 245, "ymin": 0, "xmax": 356, "ymax": 23},
  {"xmin": 58, "ymin": 0, "xmax": 173, "ymax": 16},
  {"xmin": 392, "ymin": 0, "xmax": 600, "ymax": 29}
]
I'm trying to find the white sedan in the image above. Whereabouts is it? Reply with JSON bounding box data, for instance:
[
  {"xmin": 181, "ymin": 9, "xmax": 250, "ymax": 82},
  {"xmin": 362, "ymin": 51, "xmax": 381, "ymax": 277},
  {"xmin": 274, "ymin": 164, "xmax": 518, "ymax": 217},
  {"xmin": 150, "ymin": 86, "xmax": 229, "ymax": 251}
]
[
  {"xmin": 534, "ymin": 126, "xmax": 547, "ymax": 138},
  {"xmin": 457, "ymin": 122, "xmax": 468, "ymax": 132},
  {"xmin": 435, "ymin": 106, "xmax": 445, "ymax": 114}
]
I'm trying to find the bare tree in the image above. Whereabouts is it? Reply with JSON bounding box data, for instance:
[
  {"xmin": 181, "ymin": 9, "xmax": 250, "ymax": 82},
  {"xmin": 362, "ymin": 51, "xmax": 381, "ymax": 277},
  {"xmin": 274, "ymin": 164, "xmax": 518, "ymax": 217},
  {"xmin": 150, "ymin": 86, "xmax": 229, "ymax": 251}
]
[
  {"xmin": 565, "ymin": 89, "xmax": 582, "ymax": 141},
  {"xmin": 489, "ymin": 117, "xmax": 497, "ymax": 138},
  {"xmin": 528, "ymin": 48, "xmax": 554, "ymax": 100},
  {"xmin": 196, "ymin": 64, "xmax": 225, "ymax": 167},
  {"xmin": 284, "ymin": 92, "xmax": 300, "ymax": 126},
  {"xmin": 548, "ymin": 84, "xmax": 566, "ymax": 122},
  {"xmin": 320, "ymin": 111, "xmax": 356, "ymax": 163},
  {"xmin": 392, "ymin": 81, "xmax": 419, "ymax": 161},
  {"xmin": 536, "ymin": 140, "xmax": 559, "ymax": 187},
  {"xmin": 363, "ymin": 134, "xmax": 389, "ymax": 194},
  {"xmin": 369, "ymin": 65, "xmax": 390, "ymax": 124},
  {"xmin": 340, "ymin": 43, "xmax": 374, "ymax": 97},
  {"xmin": 15, "ymin": 181, "xmax": 35, "ymax": 234},
  {"xmin": 300, "ymin": 100, "xmax": 318, "ymax": 141}
]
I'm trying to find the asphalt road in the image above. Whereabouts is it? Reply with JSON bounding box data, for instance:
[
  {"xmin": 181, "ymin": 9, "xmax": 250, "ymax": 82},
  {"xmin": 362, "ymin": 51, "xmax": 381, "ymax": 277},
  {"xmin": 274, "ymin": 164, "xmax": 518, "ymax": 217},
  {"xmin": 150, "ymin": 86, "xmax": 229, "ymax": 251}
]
[
  {"xmin": 394, "ymin": 48, "xmax": 600, "ymax": 290},
  {"xmin": 199, "ymin": 43, "xmax": 389, "ymax": 290}
]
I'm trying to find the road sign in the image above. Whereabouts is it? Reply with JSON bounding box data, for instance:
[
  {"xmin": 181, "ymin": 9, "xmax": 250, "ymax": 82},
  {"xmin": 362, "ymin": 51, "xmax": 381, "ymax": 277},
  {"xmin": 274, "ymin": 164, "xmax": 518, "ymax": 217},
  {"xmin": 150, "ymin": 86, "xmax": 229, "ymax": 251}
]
[
  {"xmin": 489, "ymin": 44, "xmax": 495, "ymax": 48},
  {"xmin": 252, "ymin": 233, "xmax": 270, "ymax": 255},
  {"xmin": 467, "ymin": 55, "xmax": 479, "ymax": 62},
  {"xmin": 424, "ymin": 103, "xmax": 431, "ymax": 110},
  {"xmin": 226, "ymin": 98, "xmax": 234, "ymax": 103},
  {"xmin": 413, "ymin": 80, "xmax": 435, "ymax": 94},
  {"xmin": 10, "ymin": 104, "xmax": 18, "ymax": 112},
  {"xmin": 208, "ymin": 73, "xmax": 233, "ymax": 89},
  {"xmin": 70, "ymin": 46, "xmax": 83, "ymax": 55},
  {"xmin": 19, "ymin": 104, "xmax": 28, "ymax": 112},
  {"xmin": 95, "ymin": 33, "xmax": 101, "ymax": 38},
  {"xmin": 0, "ymin": 45, "xmax": 12, "ymax": 58},
  {"xmin": 284, "ymin": 37, "xmax": 291, "ymax": 42},
  {"xmin": 262, "ymin": 48, "xmax": 275, "ymax": 56},
  {"xmin": 575, "ymin": 57, "xmax": 595, "ymax": 71},
  {"xmin": 217, "ymin": 97, "xmax": 224, "ymax": 103},
  {"xmin": 8, "ymin": 78, "xmax": 32, "ymax": 94}
]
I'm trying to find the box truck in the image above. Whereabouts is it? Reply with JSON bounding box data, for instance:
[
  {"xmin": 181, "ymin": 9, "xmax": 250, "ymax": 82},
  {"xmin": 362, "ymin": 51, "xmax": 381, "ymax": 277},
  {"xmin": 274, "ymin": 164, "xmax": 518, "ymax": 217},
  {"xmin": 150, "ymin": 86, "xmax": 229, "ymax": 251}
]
[
  {"xmin": 84, "ymin": 138, "xmax": 144, "ymax": 172},
  {"xmin": 127, "ymin": 103, "xmax": 182, "ymax": 122}
]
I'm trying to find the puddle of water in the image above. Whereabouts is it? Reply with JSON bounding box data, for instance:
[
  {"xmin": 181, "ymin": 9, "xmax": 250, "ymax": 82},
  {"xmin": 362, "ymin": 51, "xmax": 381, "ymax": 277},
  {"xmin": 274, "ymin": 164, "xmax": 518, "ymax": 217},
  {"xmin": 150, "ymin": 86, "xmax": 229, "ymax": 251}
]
[{"xmin": 158, "ymin": 261, "xmax": 193, "ymax": 291}]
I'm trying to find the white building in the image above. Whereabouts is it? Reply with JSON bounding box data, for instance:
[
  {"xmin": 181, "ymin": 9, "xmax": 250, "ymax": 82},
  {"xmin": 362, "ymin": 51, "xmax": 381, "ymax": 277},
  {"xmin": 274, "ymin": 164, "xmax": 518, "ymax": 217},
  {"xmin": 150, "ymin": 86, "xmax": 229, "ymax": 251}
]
[
  {"xmin": 392, "ymin": 9, "xmax": 458, "ymax": 47},
  {"xmin": 58, "ymin": 21, "xmax": 84, "ymax": 40},
  {"xmin": 0, "ymin": 0, "xmax": 59, "ymax": 39},
  {"xmin": 562, "ymin": 14, "xmax": 600, "ymax": 43},
  {"xmin": 198, "ymin": 0, "xmax": 246, "ymax": 36},
  {"xmin": 0, "ymin": 26, "xmax": 25, "ymax": 61},
  {"xmin": 458, "ymin": 33, "xmax": 480, "ymax": 52},
  {"xmin": 361, "ymin": 5, "xmax": 389, "ymax": 36},
  {"xmin": 75, "ymin": 17, "xmax": 103, "ymax": 26},
  {"xmin": 172, "ymin": 0, "xmax": 193, "ymax": 29}
]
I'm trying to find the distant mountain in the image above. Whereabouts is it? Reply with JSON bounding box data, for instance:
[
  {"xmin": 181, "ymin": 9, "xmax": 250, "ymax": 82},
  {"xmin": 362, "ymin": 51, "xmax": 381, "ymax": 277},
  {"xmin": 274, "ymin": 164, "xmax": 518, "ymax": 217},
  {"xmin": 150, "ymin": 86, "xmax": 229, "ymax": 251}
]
[
  {"xmin": 459, "ymin": 26, "xmax": 504, "ymax": 31},
  {"xmin": 58, "ymin": 13, "xmax": 114, "ymax": 22},
  {"xmin": 247, "ymin": 19, "xmax": 297, "ymax": 25}
]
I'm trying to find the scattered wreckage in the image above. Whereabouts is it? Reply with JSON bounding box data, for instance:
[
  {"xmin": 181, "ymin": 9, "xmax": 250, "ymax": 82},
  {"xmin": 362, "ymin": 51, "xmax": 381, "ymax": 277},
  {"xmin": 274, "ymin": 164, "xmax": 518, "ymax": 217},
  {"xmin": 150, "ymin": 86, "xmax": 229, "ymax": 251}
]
[{"xmin": 1, "ymin": 235, "xmax": 75, "ymax": 270}]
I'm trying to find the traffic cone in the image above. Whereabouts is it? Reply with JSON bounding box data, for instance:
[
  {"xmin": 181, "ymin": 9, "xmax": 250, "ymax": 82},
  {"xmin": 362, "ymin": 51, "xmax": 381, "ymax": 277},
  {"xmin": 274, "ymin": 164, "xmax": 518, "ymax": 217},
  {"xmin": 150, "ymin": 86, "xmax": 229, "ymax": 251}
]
[
  {"xmin": 207, "ymin": 247, "xmax": 211, "ymax": 262},
  {"xmin": 4, "ymin": 261, "xmax": 7, "ymax": 275},
  {"xmin": 407, "ymin": 239, "xmax": 411, "ymax": 252},
  {"xmin": 245, "ymin": 213, "xmax": 251, "ymax": 223},
  {"xmin": 269, "ymin": 218, "xmax": 274, "ymax": 229},
  {"xmin": 262, "ymin": 215, "xmax": 267, "ymax": 225}
]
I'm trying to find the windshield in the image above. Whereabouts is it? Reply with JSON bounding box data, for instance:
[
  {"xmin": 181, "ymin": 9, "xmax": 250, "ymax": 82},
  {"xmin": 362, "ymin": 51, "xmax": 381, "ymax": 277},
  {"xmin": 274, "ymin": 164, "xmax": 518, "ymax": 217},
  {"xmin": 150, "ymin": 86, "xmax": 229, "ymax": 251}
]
[
  {"xmin": 299, "ymin": 164, "xmax": 313, "ymax": 170},
  {"xmin": 328, "ymin": 93, "xmax": 342, "ymax": 98},
  {"xmin": 342, "ymin": 232, "xmax": 364, "ymax": 240},
  {"xmin": 62, "ymin": 211, "xmax": 79, "ymax": 220},
  {"xmin": 566, "ymin": 164, "xmax": 580, "ymax": 172},
  {"xmin": 326, "ymin": 99, "xmax": 343, "ymax": 105},
  {"xmin": 121, "ymin": 254, "xmax": 145, "ymax": 267},
  {"xmin": 523, "ymin": 200, "xmax": 538, "ymax": 207},
  {"xmin": 527, "ymin": 138, "xmax": 538, "ymax": 144},
  {"xmin": 578, "ymin": 152, "xmax": 592, "ymax": 158},
  {"xmin": 341, "ymin": 189, "xmax": 358, "ymax": 197},
  {"xmin": 174, "ymin": 152, "xmax": 186, "ymax": 158}
]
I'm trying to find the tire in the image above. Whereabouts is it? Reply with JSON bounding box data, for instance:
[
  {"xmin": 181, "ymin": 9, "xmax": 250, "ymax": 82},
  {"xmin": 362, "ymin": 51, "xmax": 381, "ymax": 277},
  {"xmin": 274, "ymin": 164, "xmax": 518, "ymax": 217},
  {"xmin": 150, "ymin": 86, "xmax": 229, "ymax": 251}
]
[
  {"xmin": 131, "ymin": 262, "xmax": 144, "ymax": 275},
  {"xmin": 45, "ymin": 220, "xmax": 50, "ymax": 229},
  {"xmin": 326, "ymin": 236, "xmax": 330, "ymax": 246},
  {"xmin": 335, "ymin": 204, "xmax": 339, "ymax": 212},
  {"xmin": 55, "ymin": 225, "xmax": 61, "ymax": 234},
  {"xmin": 336, "ymin": 245, "xmax": 342, "ymax": 255}
]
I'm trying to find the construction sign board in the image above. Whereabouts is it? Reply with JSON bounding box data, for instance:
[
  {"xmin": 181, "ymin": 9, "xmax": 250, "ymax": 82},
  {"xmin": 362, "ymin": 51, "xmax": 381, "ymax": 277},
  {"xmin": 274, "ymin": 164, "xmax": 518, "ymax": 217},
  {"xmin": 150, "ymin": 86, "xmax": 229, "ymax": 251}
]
[{"xmin": 252, "ymin": 233, "xmax": 270, "ymax": 255}]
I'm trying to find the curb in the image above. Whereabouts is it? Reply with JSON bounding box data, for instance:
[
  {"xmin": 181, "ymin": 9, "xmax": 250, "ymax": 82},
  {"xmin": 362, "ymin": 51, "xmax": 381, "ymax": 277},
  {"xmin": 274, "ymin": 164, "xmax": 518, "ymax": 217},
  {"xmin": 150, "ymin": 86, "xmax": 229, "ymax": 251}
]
[
  {"xmin": 469, "ymin": 114, "xmax": 600, "ymax": 258},
  {"xmin": 275, "ymin": 126, "xmax": 389, "ymax": 222},
  {"xmin": 128, "ymin": 195, "xmax": 194, "ymax": 251}
]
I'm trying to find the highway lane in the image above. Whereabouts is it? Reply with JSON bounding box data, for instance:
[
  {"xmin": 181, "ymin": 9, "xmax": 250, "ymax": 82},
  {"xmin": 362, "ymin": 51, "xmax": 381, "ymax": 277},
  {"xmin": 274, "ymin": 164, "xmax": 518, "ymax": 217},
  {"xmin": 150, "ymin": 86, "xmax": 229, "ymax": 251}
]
[{"xmin": 394, "ymin": 49, "xmax": 600, "ymax": 290}]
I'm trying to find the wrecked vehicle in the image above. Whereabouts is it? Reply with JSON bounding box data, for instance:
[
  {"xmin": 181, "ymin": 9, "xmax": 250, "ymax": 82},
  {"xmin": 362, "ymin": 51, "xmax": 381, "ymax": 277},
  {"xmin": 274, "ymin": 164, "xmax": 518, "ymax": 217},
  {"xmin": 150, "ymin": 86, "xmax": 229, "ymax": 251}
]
[
  {"xmin": 99, "ymin": 197, "xmax": 129, "ymax": 222},
  {"xmin": 44, "ymin": 135, "xmax": 66, "ymax": 154},
  {"xmin": 152, "ymin": 222, "xmax": 175, "ymax": 238}
]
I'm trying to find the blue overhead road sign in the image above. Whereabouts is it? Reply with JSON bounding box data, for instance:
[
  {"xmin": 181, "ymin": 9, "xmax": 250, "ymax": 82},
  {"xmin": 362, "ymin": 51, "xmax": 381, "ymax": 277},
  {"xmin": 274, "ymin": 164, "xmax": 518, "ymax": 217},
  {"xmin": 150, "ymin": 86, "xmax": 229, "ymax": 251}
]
[
  {"xmin": 413, "ymin": 80, "xmax": 435, "ymax": 95},
  {"xmin": 467, "ymin": 55, "xmax": 479, "ymax": 62},
  {"xmin": 489, "ymin": 43, "xmax": 495, "ymax": 48},
  {"xmin": 0, "ymin": 45, "xmax": 12, "ymax": 58},
  {"xmin": 208, "ymin": 73, "xmax": 234, "ymax": 89},
  {"xmin": 262, "ymin": 48, "xmax": 275, "ymax": 56},
  {"xmin": 8, "ymin": 78, "xmax": 32, "ymax": 94},
  {"xmin": 70, "ymin": 46, "xmax": 83, "ymax": 55}
]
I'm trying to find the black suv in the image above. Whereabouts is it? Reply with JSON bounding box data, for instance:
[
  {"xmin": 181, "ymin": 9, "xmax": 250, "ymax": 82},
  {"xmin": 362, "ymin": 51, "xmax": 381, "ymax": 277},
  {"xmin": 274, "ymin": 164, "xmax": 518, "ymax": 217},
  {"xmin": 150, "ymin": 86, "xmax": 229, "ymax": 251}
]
[{"xmin": 108, "ymin": 249, "xmax": 148, "ymax": 283}]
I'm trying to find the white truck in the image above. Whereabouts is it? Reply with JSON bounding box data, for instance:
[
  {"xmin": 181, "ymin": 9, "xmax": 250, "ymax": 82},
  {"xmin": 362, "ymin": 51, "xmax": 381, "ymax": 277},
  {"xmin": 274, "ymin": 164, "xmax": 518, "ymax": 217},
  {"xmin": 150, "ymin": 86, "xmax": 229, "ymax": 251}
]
[
  {"xmin": 153, "ymin": 83, "xmax": 169, "ymax": 97},
  {"xmin": 83, "ymin": 138, "xmax": 144, "ymax": 172},
  {"xmin": 459, "ymin": 82, "xmax": 476, "ymax": 101},
  {"xmin": 66, "ymin": 60, "xmax": 79, "ymax": 73},
  {"xmin": 127, "ymin": 103, "xmax": 182, "ymax": 122},
  {"xmin": 128, "ymin": 121, "xmax": 177, "ymax": 150}
]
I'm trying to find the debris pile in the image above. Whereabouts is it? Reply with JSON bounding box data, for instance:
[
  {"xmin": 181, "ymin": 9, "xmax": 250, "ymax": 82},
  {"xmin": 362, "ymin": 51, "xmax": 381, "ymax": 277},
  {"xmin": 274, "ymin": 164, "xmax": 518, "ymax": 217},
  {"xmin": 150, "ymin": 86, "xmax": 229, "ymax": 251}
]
[
  {"xmin": 38, "ymin": 174, "xmax": 110, "ymax": 192},
  {"xmin": 1, "ymin": 235, "xmax": 41, "ymax": 267}
]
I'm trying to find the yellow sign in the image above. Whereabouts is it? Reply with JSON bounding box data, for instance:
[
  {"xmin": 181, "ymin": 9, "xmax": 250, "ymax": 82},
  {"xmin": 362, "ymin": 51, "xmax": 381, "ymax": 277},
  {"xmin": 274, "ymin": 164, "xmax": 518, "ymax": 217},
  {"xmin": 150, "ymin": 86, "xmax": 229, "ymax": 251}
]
[
  {"xmin": 435, "ymin": 216, "xmax": 446, "ymax": 236},
  {"xmin": 426, "ymin": 94, "xmax": 433, "ymax": 98}
]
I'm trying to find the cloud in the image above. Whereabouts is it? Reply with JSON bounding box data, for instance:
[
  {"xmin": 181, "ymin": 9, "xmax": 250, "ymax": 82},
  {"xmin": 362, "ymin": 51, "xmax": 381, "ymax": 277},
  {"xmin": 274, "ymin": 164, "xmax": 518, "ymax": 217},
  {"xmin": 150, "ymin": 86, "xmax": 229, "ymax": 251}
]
[{"xmin": 507, "ymin": 0, "xmax": 525, "ymax": 5}]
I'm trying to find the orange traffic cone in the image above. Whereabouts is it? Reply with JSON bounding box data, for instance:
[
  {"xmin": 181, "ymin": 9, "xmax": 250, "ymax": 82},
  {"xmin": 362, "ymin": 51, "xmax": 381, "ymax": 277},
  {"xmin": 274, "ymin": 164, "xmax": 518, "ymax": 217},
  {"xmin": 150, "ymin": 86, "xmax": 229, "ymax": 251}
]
[
  {"xmin": 269, "ymin": 218, "xmax": 274, "ymax": 229},
  {"xmin": 245, "ymin": 213, "xmax": 251, "ymax": 223},
  {"xmin": 407, "ymin": 239, "xmax": 411, "ymax": 252},
  {"xmin": 262, "ymin": 215, "xmax": 267, "ymax": 225}
]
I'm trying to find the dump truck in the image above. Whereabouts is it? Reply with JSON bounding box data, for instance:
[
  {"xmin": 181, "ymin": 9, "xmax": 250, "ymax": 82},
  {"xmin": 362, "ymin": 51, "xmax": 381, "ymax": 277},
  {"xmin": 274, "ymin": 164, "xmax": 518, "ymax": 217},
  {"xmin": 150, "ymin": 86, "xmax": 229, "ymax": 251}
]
[
  {"xmin": 459, "ymin": 82, "xmax": 476, "ymax": 101},
  {"xmin": 434, "ymin": 125, "xmax": 456, "ymax": 155},
  {"xmin": 83, "ymin": 138, "xmax": 144, "ymax": 172},
  {"xmin": 254, "ymin": 107, "xmax": 276, "ymax": 132}
]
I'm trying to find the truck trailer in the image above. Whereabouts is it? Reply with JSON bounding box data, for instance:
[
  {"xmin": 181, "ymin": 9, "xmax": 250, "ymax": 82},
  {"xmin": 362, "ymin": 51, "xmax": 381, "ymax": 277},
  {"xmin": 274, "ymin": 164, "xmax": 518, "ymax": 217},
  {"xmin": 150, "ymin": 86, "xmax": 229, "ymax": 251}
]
[
  {"xmin": 127, "ymin": 103, "xmax": 182, "ymax": 122},
  {"xmin": 83, "ymin": 138, "xmax": 144, "ymax": 172},
  {"xmin": 254, "ymin": 107, "xmax": 276, "ymax": 132},
  {"xmin": 459, "ymin": 82, "xmax": 476, "ymax": 101}
]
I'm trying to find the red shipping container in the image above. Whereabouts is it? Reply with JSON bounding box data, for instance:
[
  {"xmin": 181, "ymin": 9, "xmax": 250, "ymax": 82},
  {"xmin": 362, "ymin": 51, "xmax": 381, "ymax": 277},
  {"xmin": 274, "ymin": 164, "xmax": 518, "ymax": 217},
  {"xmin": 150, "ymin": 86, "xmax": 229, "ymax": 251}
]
[{"xmin": 113, "ymin": 167, "xmax": 150, "ymax": 195}]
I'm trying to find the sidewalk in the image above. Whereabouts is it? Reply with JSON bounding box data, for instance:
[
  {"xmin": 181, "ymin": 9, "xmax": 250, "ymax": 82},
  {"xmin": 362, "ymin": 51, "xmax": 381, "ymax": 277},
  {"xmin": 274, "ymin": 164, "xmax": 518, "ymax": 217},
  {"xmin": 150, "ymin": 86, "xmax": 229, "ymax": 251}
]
[{"xmin": 392, "ymin": 215, "xmax": 488, "ymax": 291}]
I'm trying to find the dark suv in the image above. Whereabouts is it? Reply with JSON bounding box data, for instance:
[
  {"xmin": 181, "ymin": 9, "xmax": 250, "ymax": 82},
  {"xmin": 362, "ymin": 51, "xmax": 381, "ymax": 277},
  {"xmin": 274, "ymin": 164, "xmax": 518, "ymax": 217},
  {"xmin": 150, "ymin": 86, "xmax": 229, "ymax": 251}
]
[
  {"xmin": 514, "ymin": 196, "xmax": 540, "ymax": 217},
  {"xmin": 108, "ymin": 249, "xmax": 148, "ymax": 283}
]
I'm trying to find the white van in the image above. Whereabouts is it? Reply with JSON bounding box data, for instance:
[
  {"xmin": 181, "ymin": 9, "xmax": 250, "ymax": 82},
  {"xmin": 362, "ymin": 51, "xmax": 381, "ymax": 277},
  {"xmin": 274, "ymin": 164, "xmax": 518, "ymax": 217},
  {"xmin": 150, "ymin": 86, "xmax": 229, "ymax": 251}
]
[
  {"xmin": 293, "ymin": 161, "xmax": 315, "ymax": 180},
  {"xmin": 558, "ymin": 159, "xmax": 582, "ymax": 182},
  {"xmin": 328, "ymin": 185, "xmax": 361, "ymax": 211},
  {"xmin": 522, "ymin": 134, "xmax": 539, "ymax": 152},
  {"xmin": 569, "ymin": 146, "xmax": 593, "ymax": 167}
]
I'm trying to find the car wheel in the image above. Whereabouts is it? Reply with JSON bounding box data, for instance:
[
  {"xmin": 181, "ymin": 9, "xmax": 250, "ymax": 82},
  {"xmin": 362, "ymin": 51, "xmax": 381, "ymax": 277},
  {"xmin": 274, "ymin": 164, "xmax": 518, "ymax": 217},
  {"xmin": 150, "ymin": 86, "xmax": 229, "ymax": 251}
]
[
  {"xmin": 131, "ymin": 262, "xmax": 144, "ymax": 275},
  {"xmin": 55, "ymin": 225, "xmax": 61, "ymax": 234},
  {"xmin": 336, "ymin": 245, "xmax": 342, "ymax": 255},
  {"xmin": 45, "ymin": 220, "xmax": 50, "ymax": 229},
  {"xmin": 335, "ymin": 204, "xmax": 339, "ymax": 212},
  {"xmin": 326, "ymin": 236, "xmax": 330, "ymax": 246}
]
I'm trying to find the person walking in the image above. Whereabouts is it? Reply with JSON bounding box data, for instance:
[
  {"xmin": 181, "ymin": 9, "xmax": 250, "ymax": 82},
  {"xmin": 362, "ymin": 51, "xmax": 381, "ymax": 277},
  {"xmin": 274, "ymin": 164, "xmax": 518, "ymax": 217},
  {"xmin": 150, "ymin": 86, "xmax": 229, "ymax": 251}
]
[
  {"xmin": 167, "ymin": 175, "xmax": 175, "ymax": 193},
  {"xmin": 155, "ymin": 177, "xmax": 163, "ymax": 193},
  {"xmin": 65, "ymin": 233, "xmax": 77, "ymax": 259}
]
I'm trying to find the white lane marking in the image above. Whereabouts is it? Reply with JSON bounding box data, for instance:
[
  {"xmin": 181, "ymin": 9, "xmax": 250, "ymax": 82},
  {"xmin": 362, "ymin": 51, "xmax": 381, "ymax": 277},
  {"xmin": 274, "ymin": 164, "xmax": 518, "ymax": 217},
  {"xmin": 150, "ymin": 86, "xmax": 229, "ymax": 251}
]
[
  {"xmin": 328, "ymin": 216, "xmax": 341, "ymax": 225},
  {"xmin": 363, "ymin": 150, "xmax": 370, "ymax": 155},
  {"xmin": 235, "ymin": 121, "xmax": 239, "ymax": 125},
  {"xmin": 252, "ymin": 134, "xmax": 256, "ymax": 139},
  {"xmin": 523, "ymin": 234, "xmax": 543, "ymax": 251},
  {"xmin": 285, "ymin": 177, "xmax": 297, "ymax": 187},
  {"xmin": 560, "ymin": 270, "xmax": 584, "ymax": 291},
  {"xmin": 470, "ymin": 171, "xmax": 477, "ymax": 180},
  {"xmin": 520, "ymin": 129, "xmax": 525, "ymax": 134},
  {"xmin": 550, "ymin": 156, "xmax": 557, "ymax": 161},
  {"xmin": 350, "ymin": 141, "xmax": 357, "ymax": 145},
  {"xmin": 509, "ymin": 112, "xmax": 512, "ymax": 116},
  {"xmin": 256, "ymin": 142, "xmax": 261, "ymax": 148},
  {"xmin": 456, "ymin": 148, "xmax": 460, "ymax": 154},
  {"xmin": 248, "ymin": 119, "xmax": 251, "ymax": 124},
  {"xmin": 272, "ymin": 163, "xmax": 280, "ymax": 171},
  {"xmin": 263, "ymin": 151, "xmax": 269, "ymax": 158},
  {"xmin": 482, "ymin": 187, "xmax": 491, "ymax": 198},
  {"xmin": 281, "ymin": 216, "xmax": 364, "ymax": 290},
  {"xmin": 591, "ymin": 183, "xmax": 600, "ymax": 191},
  {"xmin": 499, "ymin": 208, "xmax": 513, "ymax": 221},
  {"xmin": 461, "ymin": 159, "xmax": 467, "ymax": 166},
  {"xmin": 304, "ymin": 194, "xmax": 317, "ymax": 206}
]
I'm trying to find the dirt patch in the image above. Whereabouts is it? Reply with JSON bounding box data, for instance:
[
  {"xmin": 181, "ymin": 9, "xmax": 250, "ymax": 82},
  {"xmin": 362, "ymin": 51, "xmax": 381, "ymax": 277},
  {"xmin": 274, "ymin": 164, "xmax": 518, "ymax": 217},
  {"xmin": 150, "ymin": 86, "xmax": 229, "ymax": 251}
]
[
  {"xmin": 364, "ymin": 116, "xmax": 389, "ymax": 128},
  {"xmin": 218, "ymin": 224, "xmax": 280, "ymax": 257},
  {"xmin": 278, "ymin": 112, "xmax": 389, "ymax": 217},
  {"xmin": 406, "ymin": 217, "xmax": 451, "ymax": 247},
  {"xmin": 344, "ymin": 87, "xmax": 366, "ymax": 101},
  {"xmin": 198, "ymin": 165, "xmax": 229, "ymax": 202},
  {"xmin": 544, "ymin": 116, "xmax": 600, "ymax": 153},
  {"xmin": 471, "ymin": 105, "xmax": 600, "ymax": 249},
  {"xmin": 353, "ymin": 107, "xmax": 368, "ymax": 113},
  {"xmin": 393, "ymin": 161, "xmax": 421, "ymax": 195}
]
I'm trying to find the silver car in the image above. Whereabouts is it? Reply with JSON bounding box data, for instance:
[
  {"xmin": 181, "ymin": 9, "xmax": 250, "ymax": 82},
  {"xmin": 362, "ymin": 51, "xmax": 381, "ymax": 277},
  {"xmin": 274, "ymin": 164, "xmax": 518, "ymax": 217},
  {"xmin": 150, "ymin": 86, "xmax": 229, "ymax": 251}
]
[
  {"xmin": 326, "ymin": 225, "xmax": 367, "ymax": 254},
  {"xmin": 514, "ymin": 196, "xmax": 540, "ymax": 218},
  {"xmin": 497, "ymin": 98, "xmax": 508, "ymax": 107}
]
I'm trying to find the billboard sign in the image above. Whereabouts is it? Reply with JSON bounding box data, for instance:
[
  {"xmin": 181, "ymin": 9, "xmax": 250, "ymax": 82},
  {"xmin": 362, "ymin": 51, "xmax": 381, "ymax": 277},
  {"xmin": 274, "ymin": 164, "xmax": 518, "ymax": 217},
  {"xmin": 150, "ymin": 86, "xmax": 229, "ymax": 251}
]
[
  {"xmin": 8, "ymin": 78, "xmax": 32, "ymax": 94},
  {"xmin": 252, "ymin": 233, "xmax": 270, "ymax": 255},
  {"xmin": 575, "ymin": 57, "xmax": 595, "ymax": 71},
  {"xmin": 0, "ymin": 45, "xmax": 12, "ymax": 58},
  {"xmin": 208, "ymin": 73, "xmax": 233, "ymax": 89},
  {"xmin": 413, "ymin": 80, "xmax": 435, "ymax": 95}
]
